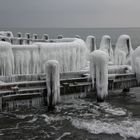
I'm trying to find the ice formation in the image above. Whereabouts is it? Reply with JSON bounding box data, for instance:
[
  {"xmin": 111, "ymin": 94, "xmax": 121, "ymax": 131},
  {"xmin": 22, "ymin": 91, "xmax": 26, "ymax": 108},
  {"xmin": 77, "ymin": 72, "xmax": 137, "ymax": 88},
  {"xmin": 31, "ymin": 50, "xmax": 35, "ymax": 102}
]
[
  {"xmin": 99, "ymin": 35, "xmax": 114, "ymax": 64},
  {"xmin": 0, "ymin": 38, "xmax": 87, "ymax": 75},
  {"xmin": 0, "ymin": 41, "xmax": 14, "ymax": 75},
  {"xmin": 34, "ymin": 38, "xmax": 88, "ymax": 72},
  {"xmin": 0, "ymin": 31, "xmax": 13, "ymax": 38},
  {"xmin": 45, "ymin": 60, "xmax": 60, "ymax": 108},
  {"xmin": 86, "ymin": 36, "xmax": 96, "ymax": 52},
  {"xmin": 114, "ymin": 35, "xmax": 133, "ymax": 65},
  {"xmin": 131, "ymin": 46, "xmax": 140, "ymax": 82},
  {"xmin": 12, "ymin": 44, "xmax": 40, "ymax": 74},
  {"xmin": 90, "ymin": 50, "xmax": 109, "ymax": 101}
]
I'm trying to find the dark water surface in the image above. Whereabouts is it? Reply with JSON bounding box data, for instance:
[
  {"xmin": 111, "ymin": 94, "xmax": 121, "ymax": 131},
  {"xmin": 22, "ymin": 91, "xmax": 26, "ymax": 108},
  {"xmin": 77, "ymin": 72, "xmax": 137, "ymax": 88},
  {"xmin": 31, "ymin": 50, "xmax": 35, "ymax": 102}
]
[{"xmin": 0, "ymin": 88, "xmax": 140, "ymax": 140}]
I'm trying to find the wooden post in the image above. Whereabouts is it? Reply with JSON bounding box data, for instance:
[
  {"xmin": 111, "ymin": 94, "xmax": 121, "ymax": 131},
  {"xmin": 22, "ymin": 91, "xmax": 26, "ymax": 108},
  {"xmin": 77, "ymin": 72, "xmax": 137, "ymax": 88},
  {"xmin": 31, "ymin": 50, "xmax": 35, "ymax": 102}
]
[
  {"xmin": 25, "ymin": 33, "xmax": 31, "ymax": 44},
  {"xmin": 45, "ymin": 60, "xmax": 60, "ymax": 111}
]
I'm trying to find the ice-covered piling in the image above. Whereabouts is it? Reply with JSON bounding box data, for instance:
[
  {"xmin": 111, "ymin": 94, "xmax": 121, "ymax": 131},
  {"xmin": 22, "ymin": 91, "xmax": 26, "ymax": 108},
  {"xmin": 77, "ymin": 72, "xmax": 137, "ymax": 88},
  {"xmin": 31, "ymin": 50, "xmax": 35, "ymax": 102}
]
[
  {"xmin": 132, "ymin": 46, "xmax": 140, "ymax": 83},
  {"xmin": 43, "ymin": 34, "xmax": 49, "ymax": 41},
  {"xmin": 90, "ymin": 50, "xmax": 109, "ymax": 102},
  {"xmin": 114, "ymin": 35, "xmax": 133, "ymax": 65},
  {"xmin": 45, "ymin": 60, "xmax": 60, "ymax": 110},
  {"xmin": 32, "ymin": 34, "xmax": 38, "ymax": 40},
  {"xmin": 17, "ymin": 32, "xmax": 22, "ymax": 38},
  {"xmin": 86, "ymin": 36, "xmax": 96, "ymax": 52},
  {"xmin": 57, "ymin": 35, "xmax": 64, "ymax": 39},
  {"xmin": 99, "ymin": 35, "xmax": 114, "ymax": 64},
  {"xmin": 25, "ymin": 33, "xmax": 31, "ymax": 44}
]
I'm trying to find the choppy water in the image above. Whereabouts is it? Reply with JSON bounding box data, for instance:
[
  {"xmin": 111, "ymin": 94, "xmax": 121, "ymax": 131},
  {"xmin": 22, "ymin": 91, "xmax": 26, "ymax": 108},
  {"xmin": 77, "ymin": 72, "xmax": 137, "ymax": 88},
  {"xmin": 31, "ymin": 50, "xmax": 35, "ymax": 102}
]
[{"xmin": 1, "ymin": 88, "xmax": 140, "ymax": 140}]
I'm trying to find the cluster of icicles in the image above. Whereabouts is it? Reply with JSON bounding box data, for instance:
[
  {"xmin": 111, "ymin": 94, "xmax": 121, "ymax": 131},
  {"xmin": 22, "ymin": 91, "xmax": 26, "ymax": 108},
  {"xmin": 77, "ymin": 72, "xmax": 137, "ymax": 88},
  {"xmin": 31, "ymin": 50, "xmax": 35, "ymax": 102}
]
[{"xmin": 0, "ymin": 38, "xmax": 87, "ymax": 75}]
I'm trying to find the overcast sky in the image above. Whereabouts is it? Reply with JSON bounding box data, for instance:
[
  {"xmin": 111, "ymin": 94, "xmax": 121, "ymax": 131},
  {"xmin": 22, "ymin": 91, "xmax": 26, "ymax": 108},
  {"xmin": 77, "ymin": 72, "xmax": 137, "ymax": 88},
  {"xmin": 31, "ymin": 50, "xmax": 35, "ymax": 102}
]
[{"xmin": 0, "ymin": 0, "xmax": 140, "ymax": 28}]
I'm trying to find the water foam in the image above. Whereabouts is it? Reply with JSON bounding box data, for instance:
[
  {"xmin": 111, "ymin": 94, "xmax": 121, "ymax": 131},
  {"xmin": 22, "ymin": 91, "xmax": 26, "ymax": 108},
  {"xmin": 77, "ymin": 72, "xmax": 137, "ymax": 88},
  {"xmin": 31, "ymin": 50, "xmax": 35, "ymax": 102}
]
[{"xmin": 71, "ymin": 118, "xmax": 140, "ymax": 139}]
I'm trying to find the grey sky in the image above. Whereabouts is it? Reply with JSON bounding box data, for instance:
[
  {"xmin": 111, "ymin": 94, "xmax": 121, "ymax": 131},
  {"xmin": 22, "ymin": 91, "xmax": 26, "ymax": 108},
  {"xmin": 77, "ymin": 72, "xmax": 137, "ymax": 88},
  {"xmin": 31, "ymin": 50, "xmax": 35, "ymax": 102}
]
[{"xmin": 0, "ymin": 0, "xmax": 140, "ymax": 27}]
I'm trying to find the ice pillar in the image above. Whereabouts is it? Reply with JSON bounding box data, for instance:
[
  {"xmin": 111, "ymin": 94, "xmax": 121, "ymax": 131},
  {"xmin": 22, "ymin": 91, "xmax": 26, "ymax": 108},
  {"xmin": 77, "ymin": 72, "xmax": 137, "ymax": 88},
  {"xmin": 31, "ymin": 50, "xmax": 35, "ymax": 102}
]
[
  {"xmin": 45, "ymin": 60, "xmax": 60, "ymax": 110},
  {"xmin": 90, "ymin": 50, "xmax": 109, "ymax": 102},
  {"xmin": 86, "ymin": 35, "xmax": 96, "ymax": 52}
]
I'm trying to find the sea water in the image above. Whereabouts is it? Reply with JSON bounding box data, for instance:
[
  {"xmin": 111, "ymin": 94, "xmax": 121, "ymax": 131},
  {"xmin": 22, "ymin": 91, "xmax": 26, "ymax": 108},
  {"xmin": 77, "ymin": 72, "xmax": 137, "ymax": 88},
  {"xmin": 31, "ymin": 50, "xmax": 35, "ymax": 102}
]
[{"xmin": 0, "ymin": 88, "xmax": 140, "ymax": 140}]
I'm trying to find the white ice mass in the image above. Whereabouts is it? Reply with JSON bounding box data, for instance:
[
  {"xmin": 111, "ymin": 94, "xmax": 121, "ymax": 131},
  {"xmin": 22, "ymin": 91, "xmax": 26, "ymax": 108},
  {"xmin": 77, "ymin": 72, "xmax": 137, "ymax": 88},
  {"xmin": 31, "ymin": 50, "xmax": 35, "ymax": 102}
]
[
  {"xmin": 90, "ymin": 50, "xmax": 109, "ymax": 101},
  {"xmin": 0, "ymin": 38, "xmax": 88, "ymax": 75},
  {"xmin": 114, "ymin": 35, "xmax": 133, "ymax": 65},
  {"xmin": 99, "ymin": 35, "xmax": 114, "ymax": 64}
]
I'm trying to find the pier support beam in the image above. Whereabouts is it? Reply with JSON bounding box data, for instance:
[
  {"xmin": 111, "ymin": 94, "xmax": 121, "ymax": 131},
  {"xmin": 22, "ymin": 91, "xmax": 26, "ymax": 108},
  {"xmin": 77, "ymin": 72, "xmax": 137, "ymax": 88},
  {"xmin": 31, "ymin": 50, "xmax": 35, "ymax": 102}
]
[
  {"xmin": 45, "ymin": 60, "xmax": 60, "ymax": 111},
  {"xmin": 90, "ymin": 50, "xmax": 109, "ymax": 102}
]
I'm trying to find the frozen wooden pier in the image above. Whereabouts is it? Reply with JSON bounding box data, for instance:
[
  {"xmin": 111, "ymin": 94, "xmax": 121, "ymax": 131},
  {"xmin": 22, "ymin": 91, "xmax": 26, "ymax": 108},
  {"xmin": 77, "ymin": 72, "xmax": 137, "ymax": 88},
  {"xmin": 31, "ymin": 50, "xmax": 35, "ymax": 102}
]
[{"xmin": 0, "ymin": 70, "xmax": 138, "ymax": 110}]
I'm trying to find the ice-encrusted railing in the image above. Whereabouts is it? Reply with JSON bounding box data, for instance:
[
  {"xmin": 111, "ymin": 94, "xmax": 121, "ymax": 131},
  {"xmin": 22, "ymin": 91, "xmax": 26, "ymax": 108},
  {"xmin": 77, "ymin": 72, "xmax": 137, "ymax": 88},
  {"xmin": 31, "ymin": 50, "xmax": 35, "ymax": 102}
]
[{"xmin": 0, "ymin": 38, "xmax": 88, "ymax": 75}]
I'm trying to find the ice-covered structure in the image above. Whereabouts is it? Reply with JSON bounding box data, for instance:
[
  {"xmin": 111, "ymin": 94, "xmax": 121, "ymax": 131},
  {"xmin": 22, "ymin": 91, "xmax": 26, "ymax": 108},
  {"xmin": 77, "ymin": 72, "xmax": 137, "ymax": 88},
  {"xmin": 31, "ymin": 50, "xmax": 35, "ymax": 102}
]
[
  {"xmin": 0, "ymin": 41, "xmax": 14, "ymax": 75},
  {"xmin": 90, "ymin": 50, "xmax": 109, "ymax": 101},
  {"xmin": 12, "ymin": 44, "xmax": 40, "ymax": 74},
  {"xmin": 86, "ymin": 36, "xmax": 96, "ymax": 52},
  {"xmin": 0, "ymin": 31, "xmax": 13, "ymax": 38},
  {"xmin": 114, "ymin": 35, "xmax": 133, "ymax": 65},
  {"xmin": 132, "ymin": 46, "xmax": 140, "ymax": 82},
  {"xmin": 45, "ymin": 60, "xmax": 60, "ymax": 109},
  {"xmin": 99, "ymin": 35, "xmax": 114, "ymax": 64},
  {"xmin": 34, "ymin": 38, "xmax": 87, "ymax": 73},
  {"xmin": 0, "ymin": 38, "xmax": 88, "ymax": 75}
]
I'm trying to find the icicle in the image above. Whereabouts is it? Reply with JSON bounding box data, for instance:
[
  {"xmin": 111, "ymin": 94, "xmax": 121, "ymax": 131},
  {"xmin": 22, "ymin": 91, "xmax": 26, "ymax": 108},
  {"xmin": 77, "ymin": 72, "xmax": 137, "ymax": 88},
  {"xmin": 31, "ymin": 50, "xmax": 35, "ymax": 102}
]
[
  {"xmin": 90, "ymin": 50, "xmax": 109, "ymax": 102},
  {"xmin": 0, "ymin": 41, "xmax": 14, "ymax": 75}
]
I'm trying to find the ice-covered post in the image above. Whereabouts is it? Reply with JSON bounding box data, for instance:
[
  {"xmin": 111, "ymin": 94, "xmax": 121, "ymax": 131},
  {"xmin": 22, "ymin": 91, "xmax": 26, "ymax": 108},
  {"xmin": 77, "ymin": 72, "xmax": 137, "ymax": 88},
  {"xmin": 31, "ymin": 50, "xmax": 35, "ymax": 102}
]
[
  {"xmin": 45, "ymin": 60, "xmax": 61, "ymax": 111},
  {"xmin": 43, "ymin": 34, "xmax": 49, "ymax": 41},
  {"xmin": 57, "ymin": 35, "xmax": 63, "ymax": 39},
  {"xmin": 90, "ymin": 50, "xmax": 109, "ymax": 102},
  {"xmin": 17, "ymin": 32, "xmax": 22, "ymax": 38},
  {"xmin": 86, "ymin": 36, "xmax": 96, "ymax": 52},
  {"xmin": 75, "ymin": 35, "xmax": 81, "ymax": 38},
  {"xmin": 25, "ymin": 33, "xmax": 31, "ymax": 44},
  {"xmin": 32, "ymin": 34, "xmax": 38, "ymax": 40},
  {"xmin": 17, "ymin": 32, "xmax": 23, "ymax": 45}
]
